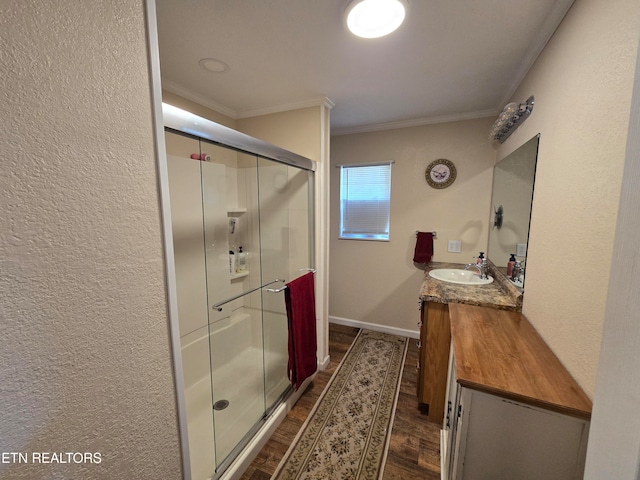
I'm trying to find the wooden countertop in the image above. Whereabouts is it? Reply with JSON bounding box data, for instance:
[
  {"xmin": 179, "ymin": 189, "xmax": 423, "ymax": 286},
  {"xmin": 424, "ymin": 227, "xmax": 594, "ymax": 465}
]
[
  {"xmin": 449, "ymin": 303, "xmax": 592, "ymax": 420},
  {"xmin": 419, "ymin": 262, "xmax": 522, "ymax": 311}
]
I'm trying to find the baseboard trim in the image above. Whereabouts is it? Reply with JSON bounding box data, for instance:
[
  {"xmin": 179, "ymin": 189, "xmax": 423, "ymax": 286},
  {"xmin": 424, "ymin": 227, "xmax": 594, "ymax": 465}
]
[{"xmin": 329, "ymin": 315, "xmax": 420, "ymax": 339}]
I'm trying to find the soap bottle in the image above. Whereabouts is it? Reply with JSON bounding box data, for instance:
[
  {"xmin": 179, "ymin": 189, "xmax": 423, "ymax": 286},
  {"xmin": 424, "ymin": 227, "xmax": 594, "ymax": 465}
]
[
  {"xmin": 229, "ymin": 250, "xmax": 236, "ymax": 274},
  {"xmin": 237, "ymin": 246, "xmax": 247, "ymax": 272},
  {"xmin": 507, "ymin": 253, "xmax": 516, "ymax": 277},
  {"xmin": 476, "ymin": 252, "xmax": 485, "ymax": 264}
]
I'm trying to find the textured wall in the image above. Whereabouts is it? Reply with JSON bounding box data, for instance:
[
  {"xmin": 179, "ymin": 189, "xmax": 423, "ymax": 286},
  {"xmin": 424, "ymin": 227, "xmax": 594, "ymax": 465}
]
[
  {"xmin": 0, "ymin": 1, "xmax": 183, "ymax": 478},
  {"xmin": 496, "ymin": 0, "xmax": 640, "ymax": 395},
  {"xmin": 330, "ymin": 117, "xmax": 496, "ymax": 333}
]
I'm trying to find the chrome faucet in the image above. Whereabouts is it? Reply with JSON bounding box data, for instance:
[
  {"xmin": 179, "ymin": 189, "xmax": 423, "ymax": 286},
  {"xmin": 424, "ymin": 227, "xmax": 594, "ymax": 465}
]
[{"xmin": 465, "ymin": 257, "xmax": 489, "ymax": 280}]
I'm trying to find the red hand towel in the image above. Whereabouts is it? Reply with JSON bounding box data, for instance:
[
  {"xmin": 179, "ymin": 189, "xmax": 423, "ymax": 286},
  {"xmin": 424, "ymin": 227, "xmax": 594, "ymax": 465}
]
[
  {"xmin": 413, "ymin": 232, "xmax": 434, "ymax": 264},
  {"xmin": 284, "ymin": 272, "xmax": 317, "ymax": 390}
]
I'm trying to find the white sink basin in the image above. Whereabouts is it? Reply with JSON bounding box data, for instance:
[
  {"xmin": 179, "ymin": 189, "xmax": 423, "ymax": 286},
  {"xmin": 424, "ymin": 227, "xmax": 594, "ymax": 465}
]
[{"xmin": 428, "ymin": 268, "xmax": 494, "ymax": 285}]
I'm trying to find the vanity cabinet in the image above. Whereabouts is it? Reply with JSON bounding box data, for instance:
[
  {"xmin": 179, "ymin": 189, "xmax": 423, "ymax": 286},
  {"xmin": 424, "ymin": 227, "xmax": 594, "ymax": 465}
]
[
  {"xmin": 417, "ymin": 262, "xmax": 523, "ymax": 426},
  {"xmin": 443, "ymin": 303, "xmax": 592, "ymax": 480},
  {"xmin": 417, "ymin": 301, "xmax": 450, "ymax": 425}
]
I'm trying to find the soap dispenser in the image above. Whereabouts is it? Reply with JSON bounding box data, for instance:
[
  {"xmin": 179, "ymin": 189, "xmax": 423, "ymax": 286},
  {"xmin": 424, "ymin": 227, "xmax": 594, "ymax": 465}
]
[
  {"xmin": 237, "ymin": 246, "xmax": 247, "ymax": 272},
  {"xmin": 476, "ymin": 252, "xmax": 485, "ymax": 264},
  {"xmin": 507, "ymin": 253, "xmax": 516, "ymax": 277}
]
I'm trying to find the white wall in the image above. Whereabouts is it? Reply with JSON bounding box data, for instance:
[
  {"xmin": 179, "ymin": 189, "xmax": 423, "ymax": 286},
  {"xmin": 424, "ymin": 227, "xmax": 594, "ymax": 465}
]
[
  {"xmin": 496, "ymin": 0, "xmax": 640, "ymax": 396},
  {"xmin": 584, "ymin": 34, "xmax": 640, "ymax": 479},
  {"xmin": 0, "ymin": 1, "xmax": 182, "ymax": 478},
  {"xmin": 330, "ymin": 117, "xmax": 496, "ymax": 333}
]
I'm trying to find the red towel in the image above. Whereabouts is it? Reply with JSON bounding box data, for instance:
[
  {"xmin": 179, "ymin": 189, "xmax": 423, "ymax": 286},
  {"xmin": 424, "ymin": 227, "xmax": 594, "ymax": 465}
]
[
  {"xmin": 284, "ymin": 272, "xmax": 317, "ymax": 390},
  {"xmin": 413, "ymin": 232, "xmax": 434, "ymax": 264}
]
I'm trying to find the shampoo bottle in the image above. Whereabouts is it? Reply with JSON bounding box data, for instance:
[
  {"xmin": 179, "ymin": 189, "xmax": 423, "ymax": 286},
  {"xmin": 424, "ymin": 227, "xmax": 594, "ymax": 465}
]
[
  {"xmin": 507, "ymin": 253, "xmax": 516, "ymax": 277},
  {"xmin": 237, "ymin": 246, "xmax": 247, "ymax": 272}
]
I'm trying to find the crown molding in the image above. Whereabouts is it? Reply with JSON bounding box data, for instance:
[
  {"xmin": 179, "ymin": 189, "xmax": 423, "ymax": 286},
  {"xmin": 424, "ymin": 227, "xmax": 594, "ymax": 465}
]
[
  {"xmin": 331, "ymin": 108, "xmax": 498, "ymax": 136},
  {"xmin": 161, "ymin": 78, "xmax": 238, "ymax": 119},
  {"xmin": 162, "ymin": 79, "xmax": 335, "ymax": 121}
]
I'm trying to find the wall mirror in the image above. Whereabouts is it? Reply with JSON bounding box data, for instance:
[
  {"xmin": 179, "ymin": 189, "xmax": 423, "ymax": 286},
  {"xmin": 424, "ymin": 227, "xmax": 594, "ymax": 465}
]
[{"xmin": 487, "ymin": 134, "xmax": 539, "ymax": 286}]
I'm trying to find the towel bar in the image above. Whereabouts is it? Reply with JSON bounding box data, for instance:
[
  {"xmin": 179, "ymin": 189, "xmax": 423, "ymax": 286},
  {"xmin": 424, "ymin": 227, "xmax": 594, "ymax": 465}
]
[
  {"xmin": 266, "ymin": 268, "xmax": 316, "ymax": 293},
  {"xmin": 416, "ymin": 230, "xmax": 437, "ymax": 239}
]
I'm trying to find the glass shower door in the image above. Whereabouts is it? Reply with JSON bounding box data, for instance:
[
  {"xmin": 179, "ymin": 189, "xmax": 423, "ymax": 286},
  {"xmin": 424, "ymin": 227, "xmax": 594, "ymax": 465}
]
[
  {"xmin": 198, "ymin": 142, "xmax": 314, "ymax": 475},
  {"xmin": 257, "ymin": 158, "xmax": 313, "ymax": 408},
  {"xmin": 201, "ymin": 145, "xmax": 267, "ymax": 470}
]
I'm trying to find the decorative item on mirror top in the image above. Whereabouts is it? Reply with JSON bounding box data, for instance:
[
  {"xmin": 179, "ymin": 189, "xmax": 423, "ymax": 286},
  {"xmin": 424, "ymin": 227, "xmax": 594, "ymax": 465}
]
[{"xmin": 487, "ymin": 134, "xmax": 540, "ymax": 289}]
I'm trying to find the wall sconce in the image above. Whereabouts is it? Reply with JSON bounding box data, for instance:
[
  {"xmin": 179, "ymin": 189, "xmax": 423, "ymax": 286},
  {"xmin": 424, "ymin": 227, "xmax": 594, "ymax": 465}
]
[{"xmin": 488, "ymin": 96, "xmax": 535, "ymax": 143}]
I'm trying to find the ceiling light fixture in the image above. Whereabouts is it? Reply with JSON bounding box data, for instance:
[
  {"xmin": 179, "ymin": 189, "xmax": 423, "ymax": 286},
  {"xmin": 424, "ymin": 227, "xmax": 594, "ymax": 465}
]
[
  {"xmin": 489, "ymin": 96, "xmax": 535, "ymax": 144},
  {"xmin": 198, "ymin": 58, "xmax": 229, "ymax": 73},
  {"xmin": 345, "ymin": 0, "xmax": 407, "ymax": 39}
]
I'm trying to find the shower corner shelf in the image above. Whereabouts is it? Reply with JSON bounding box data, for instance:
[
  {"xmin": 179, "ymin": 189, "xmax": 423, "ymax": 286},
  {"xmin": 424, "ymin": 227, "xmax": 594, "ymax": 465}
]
[
  {"xmin": 227, "ymin": 208, "xmax": 247, "ymax": 216},
  {"xmin": 230, "ymin": 271, "xmax": 249, "ymax": 280}
]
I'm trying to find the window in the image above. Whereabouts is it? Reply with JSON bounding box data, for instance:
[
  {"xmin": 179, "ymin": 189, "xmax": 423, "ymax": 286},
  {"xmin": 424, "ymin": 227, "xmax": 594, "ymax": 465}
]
[{"xmin": 339, "ymin": 162, "xmax": 392, "ymax": 241}]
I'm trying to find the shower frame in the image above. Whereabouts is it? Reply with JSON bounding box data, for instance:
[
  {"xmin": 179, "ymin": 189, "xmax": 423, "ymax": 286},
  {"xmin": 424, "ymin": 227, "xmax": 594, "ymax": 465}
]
[
  {"xmin": 163, "ymin": 104, "xmax": 315, "ymax": 172},
  {"xmin": 163, "ymin": 103, "xmax": 317, "ymax": 479}
]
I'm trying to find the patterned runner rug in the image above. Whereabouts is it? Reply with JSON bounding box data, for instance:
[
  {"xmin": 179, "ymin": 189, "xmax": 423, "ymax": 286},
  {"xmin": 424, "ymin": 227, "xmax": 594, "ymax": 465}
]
[{"xmin": 272, "ymin": 329, "xmax": 409, "ymax": 480}]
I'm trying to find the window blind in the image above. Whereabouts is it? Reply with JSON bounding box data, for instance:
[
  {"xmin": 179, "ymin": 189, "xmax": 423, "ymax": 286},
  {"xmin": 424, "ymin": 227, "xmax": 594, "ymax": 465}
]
[{"xmin": 339, "ymin": 162, "xmax": 392, "ymax": 241}]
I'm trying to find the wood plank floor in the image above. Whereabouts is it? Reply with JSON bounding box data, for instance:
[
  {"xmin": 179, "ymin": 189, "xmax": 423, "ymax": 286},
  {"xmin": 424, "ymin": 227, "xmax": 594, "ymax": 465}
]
[{"xmin": 240, "ymin": 323, "xmax": 441, "ymax": 479}]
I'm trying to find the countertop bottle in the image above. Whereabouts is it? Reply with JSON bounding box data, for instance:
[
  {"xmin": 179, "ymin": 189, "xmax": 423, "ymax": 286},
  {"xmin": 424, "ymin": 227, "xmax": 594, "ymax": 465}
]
[{"xmin": 507, "ymin": 253, "xmax": 516, "ymax": 277}]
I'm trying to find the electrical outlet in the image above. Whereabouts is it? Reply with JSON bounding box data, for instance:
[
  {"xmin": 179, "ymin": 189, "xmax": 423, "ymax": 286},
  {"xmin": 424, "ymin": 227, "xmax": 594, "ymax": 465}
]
[
  {"xmin": 447, "ymin": 240, "xmax": 462, "ymax": 253},
  {"xmin": 516, "ymin": 243, "xmax": 527, "ymax": 257}
]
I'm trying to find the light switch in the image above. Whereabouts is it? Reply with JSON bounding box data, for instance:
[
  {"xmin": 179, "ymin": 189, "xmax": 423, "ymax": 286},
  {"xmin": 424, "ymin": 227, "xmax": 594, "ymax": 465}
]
[
  {"xmin": 516, "ymin": 243, "xmax": 527, "ymax": 257},
  {"xmin": 448, "ymin": 240, "xmax": 462, "ymax": 253}
]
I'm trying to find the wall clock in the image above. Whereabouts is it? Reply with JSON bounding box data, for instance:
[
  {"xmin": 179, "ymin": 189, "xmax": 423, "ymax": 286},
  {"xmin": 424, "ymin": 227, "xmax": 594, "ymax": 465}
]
[{"xmin": 425, "ymin": 159, "xmax": 456, "ymax": 189}]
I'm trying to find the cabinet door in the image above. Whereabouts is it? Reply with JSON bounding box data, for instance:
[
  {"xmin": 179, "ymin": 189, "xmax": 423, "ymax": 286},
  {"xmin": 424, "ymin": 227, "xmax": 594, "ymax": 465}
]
[
  {"xmin": 442, "ymin": 349, "xmax": 461, "ymax": 480},
  {"xmin": 450, "ymin": 387, "xmax": 469, "ymax": 480},
  {"xmin": 455, "ymin": 390, "xmax": 589, "ymax": 480},
  {"xmin": 417, "ymin": 301, "xmax": 426, "ymax": 398},
  {"xmin": 417, "ymin": 301, "xmax": 451, "ymax": 425}
]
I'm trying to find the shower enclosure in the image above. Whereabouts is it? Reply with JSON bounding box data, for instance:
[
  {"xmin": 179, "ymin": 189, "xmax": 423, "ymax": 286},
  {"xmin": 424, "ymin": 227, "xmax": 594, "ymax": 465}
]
[{"xmin": 163, "ymin": 104, "xmax": 315, "ymax": 479}]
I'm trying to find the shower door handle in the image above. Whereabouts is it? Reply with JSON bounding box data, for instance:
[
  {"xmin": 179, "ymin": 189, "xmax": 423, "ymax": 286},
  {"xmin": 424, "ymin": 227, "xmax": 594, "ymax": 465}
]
[{"xmin": 212, "ymin": 279, "xmax": 285, "ymax": 311}]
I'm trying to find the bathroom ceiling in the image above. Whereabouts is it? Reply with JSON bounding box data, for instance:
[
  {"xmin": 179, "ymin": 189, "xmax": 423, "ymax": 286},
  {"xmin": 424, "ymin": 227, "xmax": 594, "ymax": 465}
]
[{"xmin": 155, "ymin": 0, "xmax": 574, "ymax": 135}]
